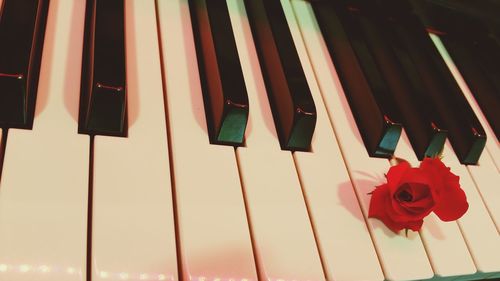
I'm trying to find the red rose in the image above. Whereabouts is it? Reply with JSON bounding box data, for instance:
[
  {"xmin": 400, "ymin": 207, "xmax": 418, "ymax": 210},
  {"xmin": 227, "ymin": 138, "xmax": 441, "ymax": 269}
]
[{"xmin": 368, "ymin": 158, "xmax": 468, "ymax": 233}]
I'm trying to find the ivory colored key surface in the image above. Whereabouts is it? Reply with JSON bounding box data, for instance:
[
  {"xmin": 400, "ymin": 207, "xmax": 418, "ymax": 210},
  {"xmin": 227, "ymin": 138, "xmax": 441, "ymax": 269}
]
[
  {"xmin": 90, "ymin": 1, "xmax": 178, "ymax": 280},
  {"xmin": 465, "ymin": 155, "xmax": 500, "ymax": 234},
  {"xmin": 156, "ymin": 0, "xmax": 257, "ymax": 280},
  {"xmin": 287, "ymin": 1, "xmax": 384, "ymax": 280},
  {"xmin": 430, "ymin": 34, "xmax": 499, "ymax": 170},
  {"xmin": 228, "ymin": 1, "xmax": 325, "ymax": 280},
  {"xmin": 0, "ymin": 1, "xmax": 89, "ymax": 280},
  {"xmin": 292, "ymin": 1, "xmax": 434, "ymax": 280},
  {"xmin": 392, "ymin": 133, "xmax": 476, "ymax": 278},
  {"xmin": 439, "ymin": 141, "xmax": 500, "ymax": 279},
  {"xmin": 431, "ymin": 35, "xmax": 500, "ymax": 233}
]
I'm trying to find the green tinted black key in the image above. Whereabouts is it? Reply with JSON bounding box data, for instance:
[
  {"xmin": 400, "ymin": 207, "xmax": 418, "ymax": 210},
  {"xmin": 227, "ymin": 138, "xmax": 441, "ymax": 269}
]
[
  {"xmin": 244, "ymin": 0, "xmax": 316, "ymax": 151},
  {"xmin": 189, "ymin": 0, "xmax": 249, "ymax": 145},
  {"xmin": 312, "ymin": 0, "xmax": 402, "ymax": 158},
  {"xmin": 381, "ymin": 0, "xmax": 486, "ymax": 164},
  {"xmin": 344, "ymin": 0, "xmax": 448, "ymax": 159}
]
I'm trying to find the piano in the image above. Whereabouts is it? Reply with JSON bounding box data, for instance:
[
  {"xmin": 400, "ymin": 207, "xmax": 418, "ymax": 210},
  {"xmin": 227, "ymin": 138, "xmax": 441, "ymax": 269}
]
[{"xmin": 0, "ymin": 0, "xmax": 498, "ymax": 280}]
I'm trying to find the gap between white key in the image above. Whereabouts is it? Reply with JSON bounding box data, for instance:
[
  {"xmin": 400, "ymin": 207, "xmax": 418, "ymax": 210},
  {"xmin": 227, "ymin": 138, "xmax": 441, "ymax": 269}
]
[
  {"xmin": 228, "ymin": 0, "xmax": 326, "ymax": 280},
  {"xmin": 430, "ymin": 35, "xmax": 500, "ymax": 234},
  {"xmin": 290, "ymin": 1, "xmax": 435, "ymax": 280},
  {"xmin": 156, "ymin": 0, "xmax": 258, "ymax": 280},
  {"xmin": 0, "ymin": 1, "xmax": 89, "ymax": 280},
  {"xmin": 90, "ymin": 1, "xmax": 178, "ymax": 281}
]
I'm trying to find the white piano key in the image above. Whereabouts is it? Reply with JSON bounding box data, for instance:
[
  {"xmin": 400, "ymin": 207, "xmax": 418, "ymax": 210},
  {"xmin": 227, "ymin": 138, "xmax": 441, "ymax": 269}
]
[
  {"xmin": 393, "ymin": 133, "xmax": 476, "ymax": 278},
  {"xmin": 286, "ymin": 1, "xmax": 385, "ymax": 280},
  {"xmin": 466, "ymin": 155, "xmax": 500, "ymax": 233},
  {"xmin": 438, "ymin": 141, "xmax": 500, "ymax": 278},
  {"xmin": 429, "ymin": 34, "xmax": 499, "ymax": 171},
  {"xmin": 90, "ymin": 1, "xmax": 178, "ymax": 281},
  {"xmin": 0, "ymin": 0, "xmax": 89, "ymax": 280},
  {"xmin": 291, "ymin": 1, "xmax": 435, "ymax": 280},
  {"xmin": 228, "ymin": 1, "xmax": 325, "ymax": 280},
  {"xmin": 156, "ymin": 0, "xmax": 258, "ymax": 280},
  {"xmin": 430, "ymin": 34, "xmax": 500, "ymax": 234}
]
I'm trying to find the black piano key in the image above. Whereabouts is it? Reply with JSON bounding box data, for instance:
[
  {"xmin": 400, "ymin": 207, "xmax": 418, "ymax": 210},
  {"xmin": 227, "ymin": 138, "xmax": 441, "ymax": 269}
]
[
  {"xmin": 189, "ymin": 0, "xmax": 249, "ymax": 146},
  {"xmin": 380, "ymin": 0, "xmax": 486, "ymax": 165},
  {"xmin": 343, "ymin": 0, "xmax": 448, "ymax": 159},
  {"xmin": 0, "ymin": 0, "xmax": 50, "ymax": 128},
  {"xmin": 312, "ymin": 1, "xmax": 402, "ymax": 158},
  {"xmin": 79, "ymin": 0, "xmax": 126, "ymax": 137},
  {"xmin": 469, "ymin": 37, "xmax": 500, "ymax": 139},
  {"xmin": 473, "ymin": 36, "xmax": 500, "ymax": 96},
  {"xmin": 384, "ymin": 31, "xmax": 449, "ymax": 159},
  {"xmin": 244, "ymin": 0, "xmax": 316, "ymax": 151},
  {"xmin": 441, "ymin": 36, "xmax": 500, "ymax": 140},
  {"xmin": 412, "ymin": 0, "xmax": 500, "ymax": 29},
  {"xmin": 411, "ymin": 1, "xmax": 500, "ymax": 140}
]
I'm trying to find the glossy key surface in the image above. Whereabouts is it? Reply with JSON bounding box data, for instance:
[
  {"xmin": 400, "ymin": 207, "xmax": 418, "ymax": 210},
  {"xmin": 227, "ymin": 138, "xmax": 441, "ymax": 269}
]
[
  {"xmin": 79, "ymin": 0, "xmax": 127, "ymax": 137},
  {"xmin": 312, "ymin": 0, "xmax": 402, "ymax": 158},
  {"xmin": 0, "ymin": 1, "xmax": 89, "ymax": 280},
  {"xmin": 297, "ymin": 2, "xmax": 434, "ymax": 278},
  {"xmin": 377, "ymin": 0, "xmax": 487, "ymax": 165},
  {"xmin": 157, "ymin": 0, "xmax": 258, "ymax": 280},
  {"xmin": 189, "ymin": 0, "xmax": 249, "ymax": 145},
  {"xmin": 340, "ymin": 0, "xmax": 448, "ymax": 160},
  {"xmin": 91, "ymin": 1, "xmax": 178, "ymax": 280},
  {"xmin": 413, "ymin": 2, "xmax": 500, "ymax": 140},
  {"xmin": 0, "ymin": 0, "xmax": 49, "ymax": 128},
  {"xmin": 244, "ymin": 0, "xmax": 317, "ymax": 151}
]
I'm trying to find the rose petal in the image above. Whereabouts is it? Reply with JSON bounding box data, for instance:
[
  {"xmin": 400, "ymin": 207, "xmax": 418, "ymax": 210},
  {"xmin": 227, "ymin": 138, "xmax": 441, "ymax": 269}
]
[
  {"xmin": 368, "ymin": 184, "xmax": 390, "ymax": 219},
  {"xmin": 420, "ymin": 158, "xmax": 469, "ymax": 221},
  {"xmin": 368, "ymin": 184, "xmax": 406, "ymax": 233},
  {"xmin": 389, "ymin": 179, "xmax": 435, "ymax": 222},
  {"xmin": 433, "ymin": 186, "xmax": 469, "ymax": 221},
  {"xmin": 389, "ymin": 199, "xmax": 434, "ymax": 222},
  {"xmin": 389, "ymin": 167, "xmax": 431, "ymax": 198},
  {"xmin": 386, "ymin": 161, "xmax": 411, "ymax": 192},
  {"xmin": 420, "ymin": 158, "xmax": 452, "ymax": 200}
]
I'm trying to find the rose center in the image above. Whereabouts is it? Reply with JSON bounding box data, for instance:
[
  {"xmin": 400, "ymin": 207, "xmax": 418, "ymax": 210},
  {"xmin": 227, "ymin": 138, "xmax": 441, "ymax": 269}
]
[
  {"xmin": 394, "ymin": 182, "xmax": 433, "ymax": 204},
  {"xmin": 396, "ymin": 189, "xmax": 413, "ymax": 202}
]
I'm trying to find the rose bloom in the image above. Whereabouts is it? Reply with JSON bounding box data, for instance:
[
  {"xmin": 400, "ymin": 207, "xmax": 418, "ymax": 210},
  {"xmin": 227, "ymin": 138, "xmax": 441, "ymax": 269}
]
[{"xmin": 368, "ymin": 158, "xmax": 469, "ymax": 233}]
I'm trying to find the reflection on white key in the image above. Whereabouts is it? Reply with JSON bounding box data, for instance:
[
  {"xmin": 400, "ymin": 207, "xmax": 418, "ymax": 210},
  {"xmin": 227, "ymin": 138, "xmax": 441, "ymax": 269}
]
[
  {"xmin": 228, "ymin": 0, "xmax": 325, "ymax": 280},
  {"xmin": 0, "ymin": 1, "xmax": 89, "ymax": 281},
  {"xmin": 393, "ymin": 133, "xmax": 476, "ymax": 278},
  {"xmin": 430, "ymin": 35, "xmax": 500, "ymax": 234},
  {"xmin": 438, "ymin": 141, "xmax": 500, "ymax": 280},
  {"xmin": 156, "ymin": 0, "xmax": 257, "ymax": 280},
  {"xmin": 287, "ymin": 1, "xmax": 384, "ymax": 280},
  {"xmin": 291, "ymin": 1, "xmax": 434, "ymax": 280},
  {"xmin": 91, "ymin": 1, "xmax": 178, "ymax": 281}
]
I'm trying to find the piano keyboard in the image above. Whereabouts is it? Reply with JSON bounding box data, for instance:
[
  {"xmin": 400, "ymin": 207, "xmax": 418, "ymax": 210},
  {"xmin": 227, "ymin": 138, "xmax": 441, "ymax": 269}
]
[{"xmin": 0, "ymin": 0, "xmax": 498, "ymax": 281}]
